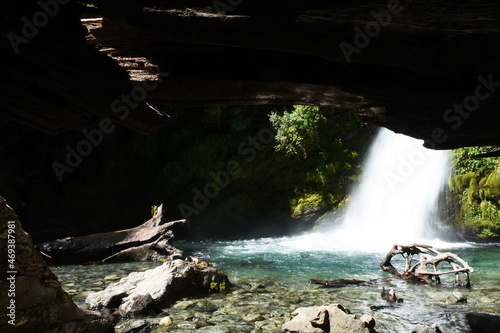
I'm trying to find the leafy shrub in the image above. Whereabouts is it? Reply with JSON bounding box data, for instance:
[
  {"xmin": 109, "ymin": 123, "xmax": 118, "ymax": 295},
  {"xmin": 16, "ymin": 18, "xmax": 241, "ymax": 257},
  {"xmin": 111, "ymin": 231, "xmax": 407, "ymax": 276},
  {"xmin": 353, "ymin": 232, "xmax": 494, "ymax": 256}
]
[{"xmin": 269, "ymin": 105, "xmax": 326, "ymax": 158}]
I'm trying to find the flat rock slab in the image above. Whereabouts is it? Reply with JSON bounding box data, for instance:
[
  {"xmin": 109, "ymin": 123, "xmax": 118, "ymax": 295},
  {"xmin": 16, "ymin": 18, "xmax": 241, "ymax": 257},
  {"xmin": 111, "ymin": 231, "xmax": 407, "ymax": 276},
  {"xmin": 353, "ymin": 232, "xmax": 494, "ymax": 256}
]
[
  {"xmin": 281, "ymin": 304, "xmax": 375, "ymax": 333},
  {"xmin": 86, "ymin": 259, "xmax": 229, "ymax": 316}
]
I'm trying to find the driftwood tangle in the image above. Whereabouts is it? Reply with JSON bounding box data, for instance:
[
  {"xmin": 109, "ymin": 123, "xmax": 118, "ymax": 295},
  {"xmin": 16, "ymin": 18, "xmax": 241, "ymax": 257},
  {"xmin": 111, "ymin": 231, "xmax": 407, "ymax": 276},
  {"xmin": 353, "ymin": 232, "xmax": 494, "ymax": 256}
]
[
  {"xmin": 35, "ymin": 204, "xmax": 186, "ymax": 265},
  {"xmin": 380, "ymin": 243, "xmax": 474, "ymax": 287}
]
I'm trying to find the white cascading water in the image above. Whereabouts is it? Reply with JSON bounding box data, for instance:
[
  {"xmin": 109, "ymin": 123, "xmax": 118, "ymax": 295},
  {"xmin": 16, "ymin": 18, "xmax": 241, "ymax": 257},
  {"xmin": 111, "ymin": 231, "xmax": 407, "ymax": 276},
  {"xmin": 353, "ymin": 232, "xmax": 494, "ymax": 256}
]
[
  {"xmin": 330, "ymin": 127, "xmax": 451, "ymax": 248},
  {"xmin": 278, "ymin": 127, "xmax": 452, "ymax": 252}
]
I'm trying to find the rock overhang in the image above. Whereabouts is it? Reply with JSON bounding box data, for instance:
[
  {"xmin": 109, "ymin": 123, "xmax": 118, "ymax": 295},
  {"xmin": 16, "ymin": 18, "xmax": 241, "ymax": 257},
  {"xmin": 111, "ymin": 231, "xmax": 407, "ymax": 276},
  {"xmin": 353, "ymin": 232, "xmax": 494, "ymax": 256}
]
[{"xmin": 2, "ymin": 0, "xmax": 500, "ymax": 149}]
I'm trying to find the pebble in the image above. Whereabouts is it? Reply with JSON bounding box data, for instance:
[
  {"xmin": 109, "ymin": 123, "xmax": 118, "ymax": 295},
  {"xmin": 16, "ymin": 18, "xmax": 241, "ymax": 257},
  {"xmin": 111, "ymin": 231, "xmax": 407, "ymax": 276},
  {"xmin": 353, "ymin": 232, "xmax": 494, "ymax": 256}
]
[
  {"xmin": 242, "ymin": 313, "xmax": 264, "ymax": 322},
  {"xmin": 193, "ymin": 312, "xmax": 211, "ymax": 320},
  {"xmin": 173, "ymin": 311, "xmax": 194, "ymax": 321},
  {"xmin": 159, "ymin": 316, "xmax": 175, "ymax": 327},
  {"xmin": 172, "ymin": 300, "xmax": 197, "ymax": 310},
  {"xmin": 66, "ymin": 289, "xmax": 78, "ymax": 296},
  {"xmin": 196, "ymin": 325, "xmax": 230, "ymax": 332},
  {"xmin": 195, "ymin": 319, "xmax": 212, "ymax": 327}
]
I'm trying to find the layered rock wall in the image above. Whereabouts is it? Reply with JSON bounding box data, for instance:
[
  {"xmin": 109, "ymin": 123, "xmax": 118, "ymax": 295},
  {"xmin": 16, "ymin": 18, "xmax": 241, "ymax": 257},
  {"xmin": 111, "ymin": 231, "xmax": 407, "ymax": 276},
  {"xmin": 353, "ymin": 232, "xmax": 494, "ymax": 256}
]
[{"xmin": 0, "ymin": 197, "xmax": 114, "ymax": 332}]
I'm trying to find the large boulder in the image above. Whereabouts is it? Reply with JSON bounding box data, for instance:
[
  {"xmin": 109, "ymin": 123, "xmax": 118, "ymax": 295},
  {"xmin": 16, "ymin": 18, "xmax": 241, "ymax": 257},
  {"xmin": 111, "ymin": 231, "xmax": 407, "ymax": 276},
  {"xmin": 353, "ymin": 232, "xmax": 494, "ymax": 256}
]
[
  {"xmin": 0, "ymin": 197, "xmax": 114, "ymax": 333},
  {"xmin": 281, "ymin": 304, "xmax": 375, "ymax": 333},
  {"xmin": 280, "ymin": 306, "xmax": 330, "ymax": 333},
  {"xmin": 86, "ymin": 259, "xmax": 230, "ymax": 316},
  {"xmin": 467, "ymin": 312, "xmax": 500, "ymax": 333}
]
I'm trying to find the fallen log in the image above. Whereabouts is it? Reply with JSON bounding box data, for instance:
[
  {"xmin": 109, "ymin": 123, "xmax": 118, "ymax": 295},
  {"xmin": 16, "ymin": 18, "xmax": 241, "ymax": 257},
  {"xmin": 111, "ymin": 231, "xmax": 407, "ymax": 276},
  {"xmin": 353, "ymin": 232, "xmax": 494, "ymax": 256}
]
[
  {"xmin": 309, "ymin": 278, "xmax": 367, "ymax": 286},
  {"xmin": 380, "ymin": 243, "xmax": 474, "ymax": 287},
  {"xmin": 35, "ymin": 204, "xmax": 187, "ymax": 265}
]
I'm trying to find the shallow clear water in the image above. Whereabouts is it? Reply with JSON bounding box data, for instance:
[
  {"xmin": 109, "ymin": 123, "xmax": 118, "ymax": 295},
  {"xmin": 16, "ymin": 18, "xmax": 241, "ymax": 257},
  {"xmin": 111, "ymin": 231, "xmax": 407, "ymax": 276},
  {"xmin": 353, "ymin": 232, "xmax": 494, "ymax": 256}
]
[{"xmin": 56, "ymin": 238, "xmax": 500, "ymax": 333}]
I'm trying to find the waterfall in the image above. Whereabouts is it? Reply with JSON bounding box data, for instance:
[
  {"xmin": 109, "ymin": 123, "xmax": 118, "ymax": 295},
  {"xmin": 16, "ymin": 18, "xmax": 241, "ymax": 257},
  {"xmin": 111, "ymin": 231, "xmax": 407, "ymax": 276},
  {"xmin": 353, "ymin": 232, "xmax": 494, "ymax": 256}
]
[
  {"xmin": 280, "ymin": 127, "xmax": 452, "ymax": 252},
  {"xmin": 334, "ymin": 127, "xmax": 451, "ymax": 248}
]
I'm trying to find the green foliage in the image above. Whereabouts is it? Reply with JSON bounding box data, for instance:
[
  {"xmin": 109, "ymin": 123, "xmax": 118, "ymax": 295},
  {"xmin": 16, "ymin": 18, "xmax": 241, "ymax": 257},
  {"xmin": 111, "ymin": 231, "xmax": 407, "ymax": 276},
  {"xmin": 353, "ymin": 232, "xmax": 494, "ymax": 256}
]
[
  {"xmin": 482, "ymin": 171, "xmax": 500, "ymax": 200},
  {"xmin": 449, "ymin": 172, "xmax": 477, "ymax": 193},
  {"xmin": 269, "ymin": 105, "xmax": 326, "ymax": 158},
  {"xmin": 272, "ymin": 106, "xmax": 369, "ymax": 226},
  {"xmin": 210, "ymin": 281, "xmax": 228, "ymax": 293},
  {"xmin": 81, "ymin": 2, "xmax": 97, "ymax": 9},
  {"xmin": 449, "ymin": 147, "xmax": 500, "ymax": 239},
  {"xmin": 291, "ymin": 193, "xmax": 331, "ymax": 219},
  {"xmin": 151, "ymin": 205, "xmax": 158, "ymax": 217},
  {"xmin": 451, "ymin": 146, "xmax": 498, "ymax": 177}
]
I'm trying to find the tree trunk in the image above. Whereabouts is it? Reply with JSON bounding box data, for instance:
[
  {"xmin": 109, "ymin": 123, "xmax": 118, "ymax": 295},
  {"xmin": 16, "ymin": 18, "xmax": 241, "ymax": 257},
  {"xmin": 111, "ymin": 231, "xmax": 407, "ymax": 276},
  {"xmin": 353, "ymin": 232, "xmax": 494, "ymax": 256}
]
[
  {"xmin": 35, "ymin": 205, "xmax": 187, "ymax": 265},
  {"xmin": 309, "ymin": 278, "xmax": 367, "ymax": 286}
]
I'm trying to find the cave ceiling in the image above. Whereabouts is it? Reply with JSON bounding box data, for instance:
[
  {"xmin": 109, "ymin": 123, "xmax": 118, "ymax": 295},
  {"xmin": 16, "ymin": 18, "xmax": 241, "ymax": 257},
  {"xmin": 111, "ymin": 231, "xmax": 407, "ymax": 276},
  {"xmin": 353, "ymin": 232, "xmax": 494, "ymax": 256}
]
[{"xmin": 1, "ymin": 0, "xmax": 500, "ymax": 149}]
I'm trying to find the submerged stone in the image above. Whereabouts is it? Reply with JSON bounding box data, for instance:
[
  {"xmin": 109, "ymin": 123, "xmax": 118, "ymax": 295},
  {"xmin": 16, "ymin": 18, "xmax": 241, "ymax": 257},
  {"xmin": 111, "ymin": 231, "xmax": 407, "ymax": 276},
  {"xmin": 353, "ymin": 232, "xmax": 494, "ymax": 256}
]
[
  {"xmin": 196, "ymin": 326, "xmax": 230, "ymax": 332},
  {"xmin": 438, "ymin": 291, "xmax": 467, "ymax": 304},
  {"xmin": 172, "ymin": 300, "xmax": 197, "ymax": 310},
  {"xmin": 412, "ymin": 324, "xmax": 442, "ymax": 333},
  {"xmin": 242, "ymin": 313, "xmax": 264, "ymax": 322}
]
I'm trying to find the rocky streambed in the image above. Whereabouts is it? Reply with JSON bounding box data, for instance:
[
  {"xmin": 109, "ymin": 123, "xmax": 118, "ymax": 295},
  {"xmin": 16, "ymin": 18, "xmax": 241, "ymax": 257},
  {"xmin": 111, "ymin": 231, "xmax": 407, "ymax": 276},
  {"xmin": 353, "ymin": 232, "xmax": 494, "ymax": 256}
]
[
  {"xmin": 109, "ymin": 278, "xmax": 500, "ymax": 333},
  {"xmin": 54, "ymin": 239, "xmax": 500, "ymax": 333}
]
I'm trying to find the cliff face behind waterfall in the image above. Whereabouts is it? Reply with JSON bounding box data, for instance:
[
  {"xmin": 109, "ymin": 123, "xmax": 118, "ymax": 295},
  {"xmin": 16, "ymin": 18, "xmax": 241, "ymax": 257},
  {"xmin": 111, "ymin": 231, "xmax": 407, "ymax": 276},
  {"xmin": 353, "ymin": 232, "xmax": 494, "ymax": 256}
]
[{"xmin": 0, "ymin": 107, "xmax": 372, "ymax": 241}]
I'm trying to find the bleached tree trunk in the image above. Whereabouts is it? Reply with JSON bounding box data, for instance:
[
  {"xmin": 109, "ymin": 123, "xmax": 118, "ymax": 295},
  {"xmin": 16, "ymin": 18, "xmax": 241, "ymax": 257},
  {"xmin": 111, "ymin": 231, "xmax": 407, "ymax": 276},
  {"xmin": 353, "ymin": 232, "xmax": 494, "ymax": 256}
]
[{"xmin": 35, "ymin": 205, "xmax": 187, "ymax": 265}]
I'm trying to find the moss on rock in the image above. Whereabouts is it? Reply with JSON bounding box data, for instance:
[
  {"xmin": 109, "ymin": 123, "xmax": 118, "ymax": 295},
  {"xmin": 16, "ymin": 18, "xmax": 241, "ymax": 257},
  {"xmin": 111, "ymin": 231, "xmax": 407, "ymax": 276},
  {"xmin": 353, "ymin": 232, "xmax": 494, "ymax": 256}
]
[{"xmin": 449, "ymin": 147, "xmax": 500, "ymax": 240}]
